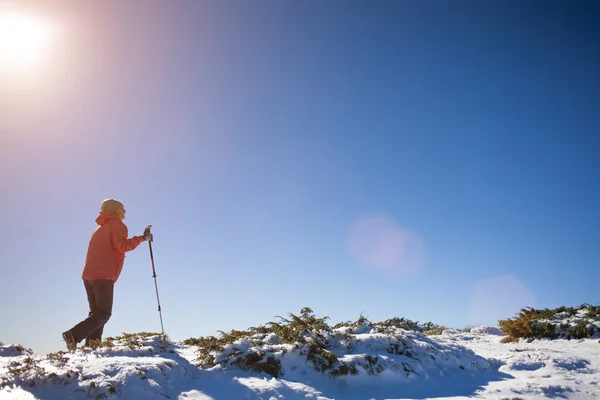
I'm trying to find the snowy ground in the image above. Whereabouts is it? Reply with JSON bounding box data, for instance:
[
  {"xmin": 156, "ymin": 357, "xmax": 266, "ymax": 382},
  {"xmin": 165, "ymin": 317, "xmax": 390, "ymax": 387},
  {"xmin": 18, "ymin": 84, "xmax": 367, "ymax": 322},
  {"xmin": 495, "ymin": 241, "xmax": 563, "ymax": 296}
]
[{"xmin": 1, "ymin": 326, "xmax": 599, "ymax": 399}]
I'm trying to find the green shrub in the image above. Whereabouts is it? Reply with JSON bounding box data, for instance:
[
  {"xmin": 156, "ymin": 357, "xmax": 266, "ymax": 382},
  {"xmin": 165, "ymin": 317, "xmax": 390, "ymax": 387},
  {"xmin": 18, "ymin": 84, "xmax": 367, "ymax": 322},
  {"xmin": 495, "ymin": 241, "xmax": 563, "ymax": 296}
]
[
  {"xmin": 499, "ymin": 304, "xmax": 599, "ymax": 341},
  {"xmin": 499, "ymin": 307, "xmax": 537, "ymax": 340},
  {"xmin": 184, "ymin": 307, "xmax": 435, "ymax": 377},
  {"xmin": 231, "ymin": 352, "xmax": 283, "ymax": 377},
  {"xmin": 530, "ymin": 322, "xmax": 558, "ymax": 339},
  {"xmin": 586, "ymin": 305, "xmax": 600, "ymax": 319},
  {"xmin": 568, "ymin": 322, "xmax": 589, "ymax": 340}
]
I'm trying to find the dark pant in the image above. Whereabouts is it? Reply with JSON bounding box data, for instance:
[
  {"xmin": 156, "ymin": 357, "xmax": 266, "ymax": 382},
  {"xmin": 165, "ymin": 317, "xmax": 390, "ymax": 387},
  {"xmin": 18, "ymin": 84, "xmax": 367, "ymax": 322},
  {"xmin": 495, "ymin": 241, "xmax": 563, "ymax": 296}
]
[{"xmin": 70, "ymin": 280, "xmax": 114, "ymax": 345}]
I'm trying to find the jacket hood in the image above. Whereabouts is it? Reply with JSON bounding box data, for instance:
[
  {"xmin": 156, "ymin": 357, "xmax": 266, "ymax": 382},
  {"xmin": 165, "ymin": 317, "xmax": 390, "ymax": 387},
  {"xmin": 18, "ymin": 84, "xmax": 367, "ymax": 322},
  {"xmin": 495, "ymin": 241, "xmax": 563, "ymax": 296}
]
[{"xmin": 95, "ymin": 211, "xmax": 118, "ymax": 226}]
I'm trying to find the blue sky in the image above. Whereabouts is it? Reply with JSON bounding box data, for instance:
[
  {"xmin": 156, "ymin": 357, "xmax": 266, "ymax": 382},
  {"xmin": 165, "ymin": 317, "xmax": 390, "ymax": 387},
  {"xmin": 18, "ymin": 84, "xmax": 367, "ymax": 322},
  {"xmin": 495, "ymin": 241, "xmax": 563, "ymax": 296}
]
[{"xmin": 1, "ymin": 0, "xmax": 599, "ymax": 354}]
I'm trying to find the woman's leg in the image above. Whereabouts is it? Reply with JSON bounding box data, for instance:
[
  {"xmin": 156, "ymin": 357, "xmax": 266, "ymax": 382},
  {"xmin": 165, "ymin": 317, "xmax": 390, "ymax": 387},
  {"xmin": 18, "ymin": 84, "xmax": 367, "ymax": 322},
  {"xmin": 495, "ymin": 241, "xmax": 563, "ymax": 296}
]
[{"xmin": 70, "ymin": 280, "xmax": 114, "ymax": 344}]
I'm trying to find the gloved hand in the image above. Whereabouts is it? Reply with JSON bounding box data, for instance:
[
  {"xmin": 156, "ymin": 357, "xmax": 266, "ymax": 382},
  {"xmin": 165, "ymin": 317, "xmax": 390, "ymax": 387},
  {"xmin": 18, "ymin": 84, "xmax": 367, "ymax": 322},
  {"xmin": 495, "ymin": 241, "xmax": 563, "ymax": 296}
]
[{"xmin": 142, "ymin": 225, "xmax": 153, "ymax": 242}]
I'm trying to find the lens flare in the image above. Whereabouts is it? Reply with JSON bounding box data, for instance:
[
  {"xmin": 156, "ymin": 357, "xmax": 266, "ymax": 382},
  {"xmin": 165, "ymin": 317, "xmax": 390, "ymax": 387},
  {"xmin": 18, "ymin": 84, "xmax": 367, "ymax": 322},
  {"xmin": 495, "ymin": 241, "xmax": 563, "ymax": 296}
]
[
  {"xmin": 348, "ymin": 213, "xmax": 426, "ymax": 277},
  {"xmin": 468, "ymin": 274, "xmax": 536, "ymax": 326}
]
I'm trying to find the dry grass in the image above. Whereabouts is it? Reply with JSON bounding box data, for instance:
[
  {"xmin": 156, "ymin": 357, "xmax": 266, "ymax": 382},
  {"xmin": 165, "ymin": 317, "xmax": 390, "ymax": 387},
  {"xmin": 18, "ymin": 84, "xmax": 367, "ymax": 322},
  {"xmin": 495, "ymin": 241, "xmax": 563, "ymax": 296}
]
[{"xmin": 424, "ymin": 326, "xmax": 447, "ymax": 336}]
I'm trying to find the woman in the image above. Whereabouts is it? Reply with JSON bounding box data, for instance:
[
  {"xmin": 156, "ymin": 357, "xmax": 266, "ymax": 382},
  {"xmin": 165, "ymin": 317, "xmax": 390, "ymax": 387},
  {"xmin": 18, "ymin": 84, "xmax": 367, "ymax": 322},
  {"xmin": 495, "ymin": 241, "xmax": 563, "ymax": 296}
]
[{"xmin": 62, "ymin": 199, "xmax": 152, "ymax": 350}]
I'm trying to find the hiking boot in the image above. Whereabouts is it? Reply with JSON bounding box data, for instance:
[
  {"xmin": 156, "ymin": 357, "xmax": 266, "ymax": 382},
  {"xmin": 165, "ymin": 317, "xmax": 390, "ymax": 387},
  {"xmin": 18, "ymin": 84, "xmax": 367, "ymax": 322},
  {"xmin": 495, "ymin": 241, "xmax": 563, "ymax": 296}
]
[{"xmin": 62, "ymin": 331, "xmax": 77, "ymax": 351}]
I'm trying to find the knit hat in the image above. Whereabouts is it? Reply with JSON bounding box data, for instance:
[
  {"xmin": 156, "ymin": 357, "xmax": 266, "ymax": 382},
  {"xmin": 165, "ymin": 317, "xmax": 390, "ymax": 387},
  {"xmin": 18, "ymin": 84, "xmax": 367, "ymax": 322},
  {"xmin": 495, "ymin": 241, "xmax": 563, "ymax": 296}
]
[{"xmin": 100, "ymin": 199, "xmax": 124, "ymax": 214}]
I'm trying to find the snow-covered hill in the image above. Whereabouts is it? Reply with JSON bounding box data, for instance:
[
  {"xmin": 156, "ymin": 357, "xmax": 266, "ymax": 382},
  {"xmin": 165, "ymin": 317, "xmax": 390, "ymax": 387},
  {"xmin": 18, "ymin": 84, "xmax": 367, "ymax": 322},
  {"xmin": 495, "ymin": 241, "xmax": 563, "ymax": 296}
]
[{"xmin": 2, "ymin": 309, "xmax": 600, "ymax": 399}]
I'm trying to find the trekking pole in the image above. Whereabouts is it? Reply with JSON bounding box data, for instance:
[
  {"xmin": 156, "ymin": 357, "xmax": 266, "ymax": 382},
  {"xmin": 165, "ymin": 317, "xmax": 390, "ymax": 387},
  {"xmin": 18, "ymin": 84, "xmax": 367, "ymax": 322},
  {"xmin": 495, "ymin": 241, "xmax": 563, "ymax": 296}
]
[{"xmin": 145, "ymin": 225, "xmax": 165, "ymax": 337}]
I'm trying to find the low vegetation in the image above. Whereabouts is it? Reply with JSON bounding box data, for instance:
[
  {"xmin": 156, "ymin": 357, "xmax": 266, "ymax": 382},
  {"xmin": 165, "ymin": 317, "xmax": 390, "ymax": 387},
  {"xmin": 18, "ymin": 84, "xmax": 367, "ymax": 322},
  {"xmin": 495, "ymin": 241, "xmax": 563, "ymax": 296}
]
[
  {"xmin": 183, "ymin": 307, "xmax": 443, "ymax": 378},
  {"xmin": 0, "ymin": 332, "xmax": 170, "ymax": 393},
  {"xmin": 83, "ymin": 331, "xmax": 168, "ymax": 351},
  {"xmin": 499, "ymin": 304, "xmax": 600, "ymax": 342},
  {"xmin": 3, "ymin": 303, "xmax": 598, "ymax": 388}
]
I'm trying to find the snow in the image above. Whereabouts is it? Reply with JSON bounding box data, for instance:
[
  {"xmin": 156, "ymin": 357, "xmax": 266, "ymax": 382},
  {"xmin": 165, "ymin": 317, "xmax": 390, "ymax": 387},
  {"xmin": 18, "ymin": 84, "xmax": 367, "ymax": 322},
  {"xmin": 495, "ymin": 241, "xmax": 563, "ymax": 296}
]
[{"xmin": 1, "ymin": 322, "xmax": 600, "ymax": 399}]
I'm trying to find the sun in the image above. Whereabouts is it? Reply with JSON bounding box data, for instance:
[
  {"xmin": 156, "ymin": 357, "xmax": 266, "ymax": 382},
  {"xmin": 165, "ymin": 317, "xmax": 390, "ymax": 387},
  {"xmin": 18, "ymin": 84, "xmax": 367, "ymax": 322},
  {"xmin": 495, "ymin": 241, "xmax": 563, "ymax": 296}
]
[{"xmin": 0, "ymin": 10, "xmax": 58, "ymax": 74}]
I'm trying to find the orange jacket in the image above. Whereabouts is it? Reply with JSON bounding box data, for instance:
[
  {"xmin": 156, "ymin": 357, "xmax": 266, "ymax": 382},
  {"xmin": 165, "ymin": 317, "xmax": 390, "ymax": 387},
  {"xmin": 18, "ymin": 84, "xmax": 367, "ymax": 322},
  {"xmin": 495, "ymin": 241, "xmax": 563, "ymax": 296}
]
[{"xmin": 82, "ymin": 212, "xmax": 144, "ymax": 281}]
